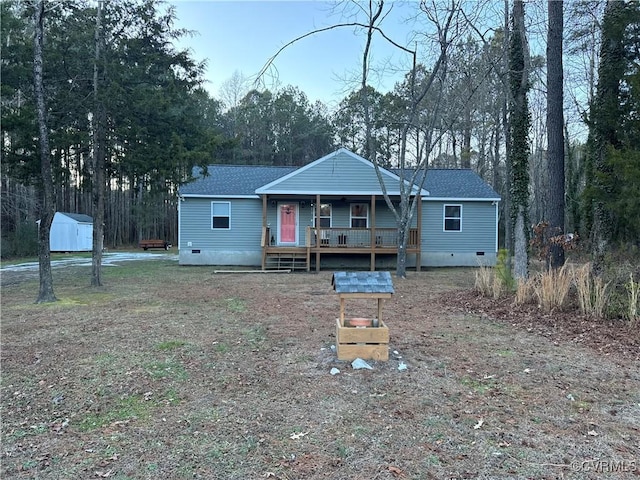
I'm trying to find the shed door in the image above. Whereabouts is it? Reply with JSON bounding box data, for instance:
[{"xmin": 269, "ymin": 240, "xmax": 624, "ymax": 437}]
[{"xmin": 278, "ymin": 203, "xmax": 298, "ymax": 245}]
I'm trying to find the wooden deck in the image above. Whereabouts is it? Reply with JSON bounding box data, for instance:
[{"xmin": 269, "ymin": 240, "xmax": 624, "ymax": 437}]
[{"xmin": 261, "ymin": 227, "xmax": 420, "ymax": 271}]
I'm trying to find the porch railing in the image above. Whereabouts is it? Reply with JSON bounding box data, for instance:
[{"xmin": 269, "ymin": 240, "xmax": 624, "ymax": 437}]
[
  {"xmin": 263, "ymin": 226, "xmax": 419, "ymax": 249},
  {"xmin": 309, "ymin": 227, "xmax": 419, "ymax": 249}
]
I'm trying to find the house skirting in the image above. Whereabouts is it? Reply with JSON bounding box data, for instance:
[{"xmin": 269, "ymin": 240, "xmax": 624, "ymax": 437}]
[
  {"xmin": 179, "ymin": 249, "xmax": 497, "ymax": 268},
  {"xmin": 179, "ymin": 249, "xmax": 262, "ymax": 266},
  {"xmin": 421, "ymin": 251, "xmax": 497, "ymax": 267}
]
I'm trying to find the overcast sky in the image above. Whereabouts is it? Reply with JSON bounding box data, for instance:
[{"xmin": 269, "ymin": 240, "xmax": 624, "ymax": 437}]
[{"xmin": 169, "ymin": 1, "xmax": 421, "ymax": 109}]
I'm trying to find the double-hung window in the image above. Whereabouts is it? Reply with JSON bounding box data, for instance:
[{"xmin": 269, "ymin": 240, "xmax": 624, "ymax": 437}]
[
  {"xmin": 350, "ymin": 203, "xmax": 368, "ymax": 228},
  {"xmin": 211, "ymin": 201, "xmax": 231, "ymax": 229},
  {"xmin": 444, "ymin": 204, "xmax": 462, "ymax": 231},
  {"xmin": 312, "ymin": 203, "xmax": 332, "ymax": 228}
]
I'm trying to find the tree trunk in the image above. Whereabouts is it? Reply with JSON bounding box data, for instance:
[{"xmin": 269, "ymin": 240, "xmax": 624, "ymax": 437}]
[
  {"xmin": 588, "ymin": 0, "xmax": 625, "ymax": 276},
  {"xmin": 547, "ymin": 0, "xmax": 565, "ymax": 269},
  {"xmin": 33, "ymin": 0, "xmax": 57, "ymax": 304},
  {"xmin": 514, "ymin": 207, "xmax": 528, "ymax": 279},
  {"xmin": 461, "ymin": 105, "xmax": 472, "ymax": 168},
  {"xmin": 91, "ymin": 0, "xmax": 105, "ymax": 286},
  {"xmin": 509, "ymin": 0, "xmax": 530, "ymax": 280}
]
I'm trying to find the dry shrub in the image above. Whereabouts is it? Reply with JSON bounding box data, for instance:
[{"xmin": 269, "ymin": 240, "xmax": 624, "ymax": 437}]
[
  {"xmin": 514, "ymin": 277, "xmax": 536, "ymax": 305},
  {"xmin": 592, "ymin": 277, "xmax": 611, "ymax": 318},
  {"xmin": 492, "ymin": 273, "xmax": 503, "ymax": 299},
  {"xmin": 573, "ymin": 263, "xmax": 611, "ymax": 318},
  {"xmin": 627, "ymin": 273, "xmax": 639, "ymax": 325},
  {"xmin": 474, "ymin": 264, "xmax": 494, "ymax": 297},
  {"xmin": 533, "ymin": 264, "xmax": 571, "ymax": 312},
  {"xmin": 574, "ymin": 263, "xmax": 592, "ymax": 314}
]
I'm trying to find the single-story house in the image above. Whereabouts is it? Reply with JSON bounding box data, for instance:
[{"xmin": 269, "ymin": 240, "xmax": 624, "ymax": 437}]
[
  {"xmin": 177, "ymin": 148, "xmax": 500, "ymax": 271},
  {"xmin": 48, "ymin": 212, "xmax": 93, "ymax": 252}
]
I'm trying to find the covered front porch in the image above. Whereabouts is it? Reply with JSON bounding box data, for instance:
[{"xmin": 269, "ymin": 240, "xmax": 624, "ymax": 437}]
[{"xmin": 260, "ymin": 194, "xmax": 422, "ymax": 272}]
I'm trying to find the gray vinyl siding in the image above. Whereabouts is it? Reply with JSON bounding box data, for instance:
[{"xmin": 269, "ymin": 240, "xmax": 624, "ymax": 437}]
[
  {"xmin": 180, "ymin": 198, "xmax": 263, "ymax": 251},
  {"xmin": 265, "ymin": 199, "xmax": 406, "ymax": 245},
  {"xmin": 267, "ymin": 151, "xmax": 404, "ymax": 193},
  {"xmin": 288, "ymin": 200, "xmax": 406, "ymax": 230},
  {"xmin": 422, "ymin": 201, "xmax": 497, "ymax": 254}
]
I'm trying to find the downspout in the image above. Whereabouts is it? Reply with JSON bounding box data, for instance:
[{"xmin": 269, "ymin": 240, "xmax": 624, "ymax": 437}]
[{"xmin": 495, "ymin": 200, "xmax": 499, "ymax": 264}]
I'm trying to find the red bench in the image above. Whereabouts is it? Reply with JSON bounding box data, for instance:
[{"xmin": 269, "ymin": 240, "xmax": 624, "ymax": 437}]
[{"xmin": 139, "ymin": 239, "xmax": 171, "ymax": 250}]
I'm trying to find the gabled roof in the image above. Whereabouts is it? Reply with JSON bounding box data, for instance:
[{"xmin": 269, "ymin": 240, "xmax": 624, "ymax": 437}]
[
  {"xmin": 178, "ymin": 149, "xmax": 500, "ymax": 201},
  {"xmin": 255, "ymin": 148, "xmax": 426, "ymax": 196},
  {"xmin": 58, "ymin": 212, "xmax": 93, "ymax": 223},
  {"xmin": 180, "ymin": 165, "xmax": 296, "ymax": 197},
  {"xmin": 332, "ymin": 271, "xmax": 394, "ymax": 294}
]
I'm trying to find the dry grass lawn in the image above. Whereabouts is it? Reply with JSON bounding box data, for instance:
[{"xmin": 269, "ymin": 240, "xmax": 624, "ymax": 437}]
[{"xmin": 1, "ymin": 259, "xmax": 638, "ymax": 479}]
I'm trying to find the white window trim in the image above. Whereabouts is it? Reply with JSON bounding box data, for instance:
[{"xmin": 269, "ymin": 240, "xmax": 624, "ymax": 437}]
[
  {"xmin": 350, "ymin": 203, "xmax": 369, "ymax": 228},
  {"xmin": 211, "ymin": 201, "xmax": 231, "ymax": 230},
  {"xmin": 443, "ymin": 204, "xmax": 462, "ymax": 232},
  {"xmin": 312, "ymin": 203, "xmax": 333, "ymax": 228}
]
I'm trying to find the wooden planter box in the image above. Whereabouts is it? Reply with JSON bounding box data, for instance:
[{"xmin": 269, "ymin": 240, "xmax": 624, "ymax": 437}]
[{"xmin": 335, "ymin": 318, "xmax": 389, "ymax": 361}]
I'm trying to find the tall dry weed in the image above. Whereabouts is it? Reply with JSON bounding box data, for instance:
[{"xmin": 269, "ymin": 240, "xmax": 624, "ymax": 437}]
[
  {"xmin": 475, "ymin": 264, "xmax": 494, "ymax": 297},
  {"xmin": 627, "ymin": 273, "xmax": 639, "ymax": 325},
  {"xmin": 514, "ymin": 278, "xmax": 535, "ymax": 305},
  {"xmin": 533, "ymin": 264, "xmax": 571, "ymax": 311},
  {"xmin": 573, "ymin": 262, "xmax": 610, "ymax": 318},
  {"xmin": 492, "ymin": 273, "xmax": 503, "ymax": 299},
  {"xmin": 574, "ymin": 263, "xmax": 592, "ymax": 314},
  {"xmin": 591, "ymin": 276, "xmax": 610, "ymax": 318}
]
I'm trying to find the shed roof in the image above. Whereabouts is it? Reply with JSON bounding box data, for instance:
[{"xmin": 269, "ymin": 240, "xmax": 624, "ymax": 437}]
[
  {"xmin": 331, "ymin": 271, "xmax": 394, "ymax": 294},
  {"xmin": 59, "ymin": 212, "xmax": 93, "ymax": 223}
]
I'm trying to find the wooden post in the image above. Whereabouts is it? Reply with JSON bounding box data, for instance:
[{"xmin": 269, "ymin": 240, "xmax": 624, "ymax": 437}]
[
  {"xmin": 315, "ymin": 194, "xmax": 321, "ymax": 272},
  {"xmin": 306, "ymin": 226, "xmax": 311, "ymax": 271},
  {"xmin": 370, "ymin": 194, "xmax": 376, "ymax": 271},
  {"xmin": 416, "ymin": 194, "xmax": 422, "ymax": 271},
  {"xmin": 261, "ymin": 195, "xmax": 267, "ymax": 270}
]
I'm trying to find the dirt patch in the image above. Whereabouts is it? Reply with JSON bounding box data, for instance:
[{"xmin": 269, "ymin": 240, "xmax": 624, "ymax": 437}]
[{"xmin": 2, "ymin": 264, "xmax": 639, "ymax": 479}]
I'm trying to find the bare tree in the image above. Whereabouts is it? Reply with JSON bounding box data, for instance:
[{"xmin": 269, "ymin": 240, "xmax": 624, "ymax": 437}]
[
  {"xmin": 33, "ymin": 0, "xmax": 57, "ymax": 303},
  {"xmin": 257, "ymin": 1, "xmax": 492, "ymax": 277},
  {"xmin": 509, "ymin": 0, "xmax": 530, "ymax": 280},
  {"xmin": 220, "ymin": 70, "xmax": 249, "ymax": 111},
  {"xmin": 91, "ymin": 0, "xmax": 106, "ymax": 286},
  {"xmin": 363, "ymin": 0, "xmax": 462, "ymax": 277}
]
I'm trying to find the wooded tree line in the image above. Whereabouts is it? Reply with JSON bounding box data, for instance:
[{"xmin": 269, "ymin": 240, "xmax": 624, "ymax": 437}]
[{"xmin": 1, "ymin": 0, "xmax": 638, "ymax": 267}]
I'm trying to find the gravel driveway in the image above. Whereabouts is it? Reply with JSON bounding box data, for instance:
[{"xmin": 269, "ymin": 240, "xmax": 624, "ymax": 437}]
[{"xmin": 1, "ymin": 251, "xmax": 177, "ymax": 286}]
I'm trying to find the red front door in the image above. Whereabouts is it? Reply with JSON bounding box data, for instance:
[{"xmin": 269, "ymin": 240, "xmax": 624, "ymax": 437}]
[{"xmin": 278, "ymin": 203, "xmax": 298, "ymax": 244}]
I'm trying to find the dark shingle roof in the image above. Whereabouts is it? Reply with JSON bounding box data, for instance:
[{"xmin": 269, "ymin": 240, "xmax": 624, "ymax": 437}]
[
  {"xmin": 179, "ymin": 165, "xmax": 297, "ymax": 196},
  {"xmin": 179, "ymin": 163, "xmax": 500, "ymax": 201},
  {"xmin": 332, "ymin": 271, "xmax": 394, "ymax": 294},
  {"xmin": 60, "ymin": 212, "xmax": 93, "ymax": 223},
  {"xmin": 397, "ymin": 169, "xmax": 500, "ymax": 199}
]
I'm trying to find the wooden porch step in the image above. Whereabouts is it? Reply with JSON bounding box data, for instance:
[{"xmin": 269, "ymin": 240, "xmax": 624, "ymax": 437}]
[{"xmin": 264, "ymin": 252, "xmax": 309, "ymax": 271}]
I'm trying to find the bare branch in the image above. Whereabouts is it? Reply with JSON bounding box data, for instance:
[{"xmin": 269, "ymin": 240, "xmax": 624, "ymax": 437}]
[{"xmin": 255, "ymin": 20, "xmax": 414, "ymax": 87}]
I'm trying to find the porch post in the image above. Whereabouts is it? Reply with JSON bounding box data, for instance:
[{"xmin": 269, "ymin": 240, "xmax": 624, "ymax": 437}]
[
  {"xmin": 370, "ymin": 194, "xmax": 376, "ymax": 271},
  {"xmin": 315, "ymin": 194, "xmax": 321, "ymax": 272},
  {"xmin": 416, "ymin": 194, "xmax": 422, "ymax": 272},
  {"xmin": 261, "ymin": 195, "xmax": 268, "ymax": 270}
]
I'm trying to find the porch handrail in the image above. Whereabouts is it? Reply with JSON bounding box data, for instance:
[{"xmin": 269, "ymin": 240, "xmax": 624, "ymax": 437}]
[{"xmin": 311, "ymin": 227, "xmax": 419, "ymax": 249}]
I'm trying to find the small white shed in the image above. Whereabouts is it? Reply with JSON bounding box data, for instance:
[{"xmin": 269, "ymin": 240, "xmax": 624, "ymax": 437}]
[{"xmin": 49, "ymin": 212, "xmax": 93, "ymax": 252}]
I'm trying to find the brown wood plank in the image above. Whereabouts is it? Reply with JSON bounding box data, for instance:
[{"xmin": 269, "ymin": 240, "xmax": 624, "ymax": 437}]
[
  {"xmin": 336, "ymin": 343, "xmax": 389, "ymax": 361},
  {"xmin": 336, "ymin": 318, "xmax": 389, "ymax": 344},
  {"xmin": 337, "ymin": 293, "xmax": 392, "ymax": 300}
]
